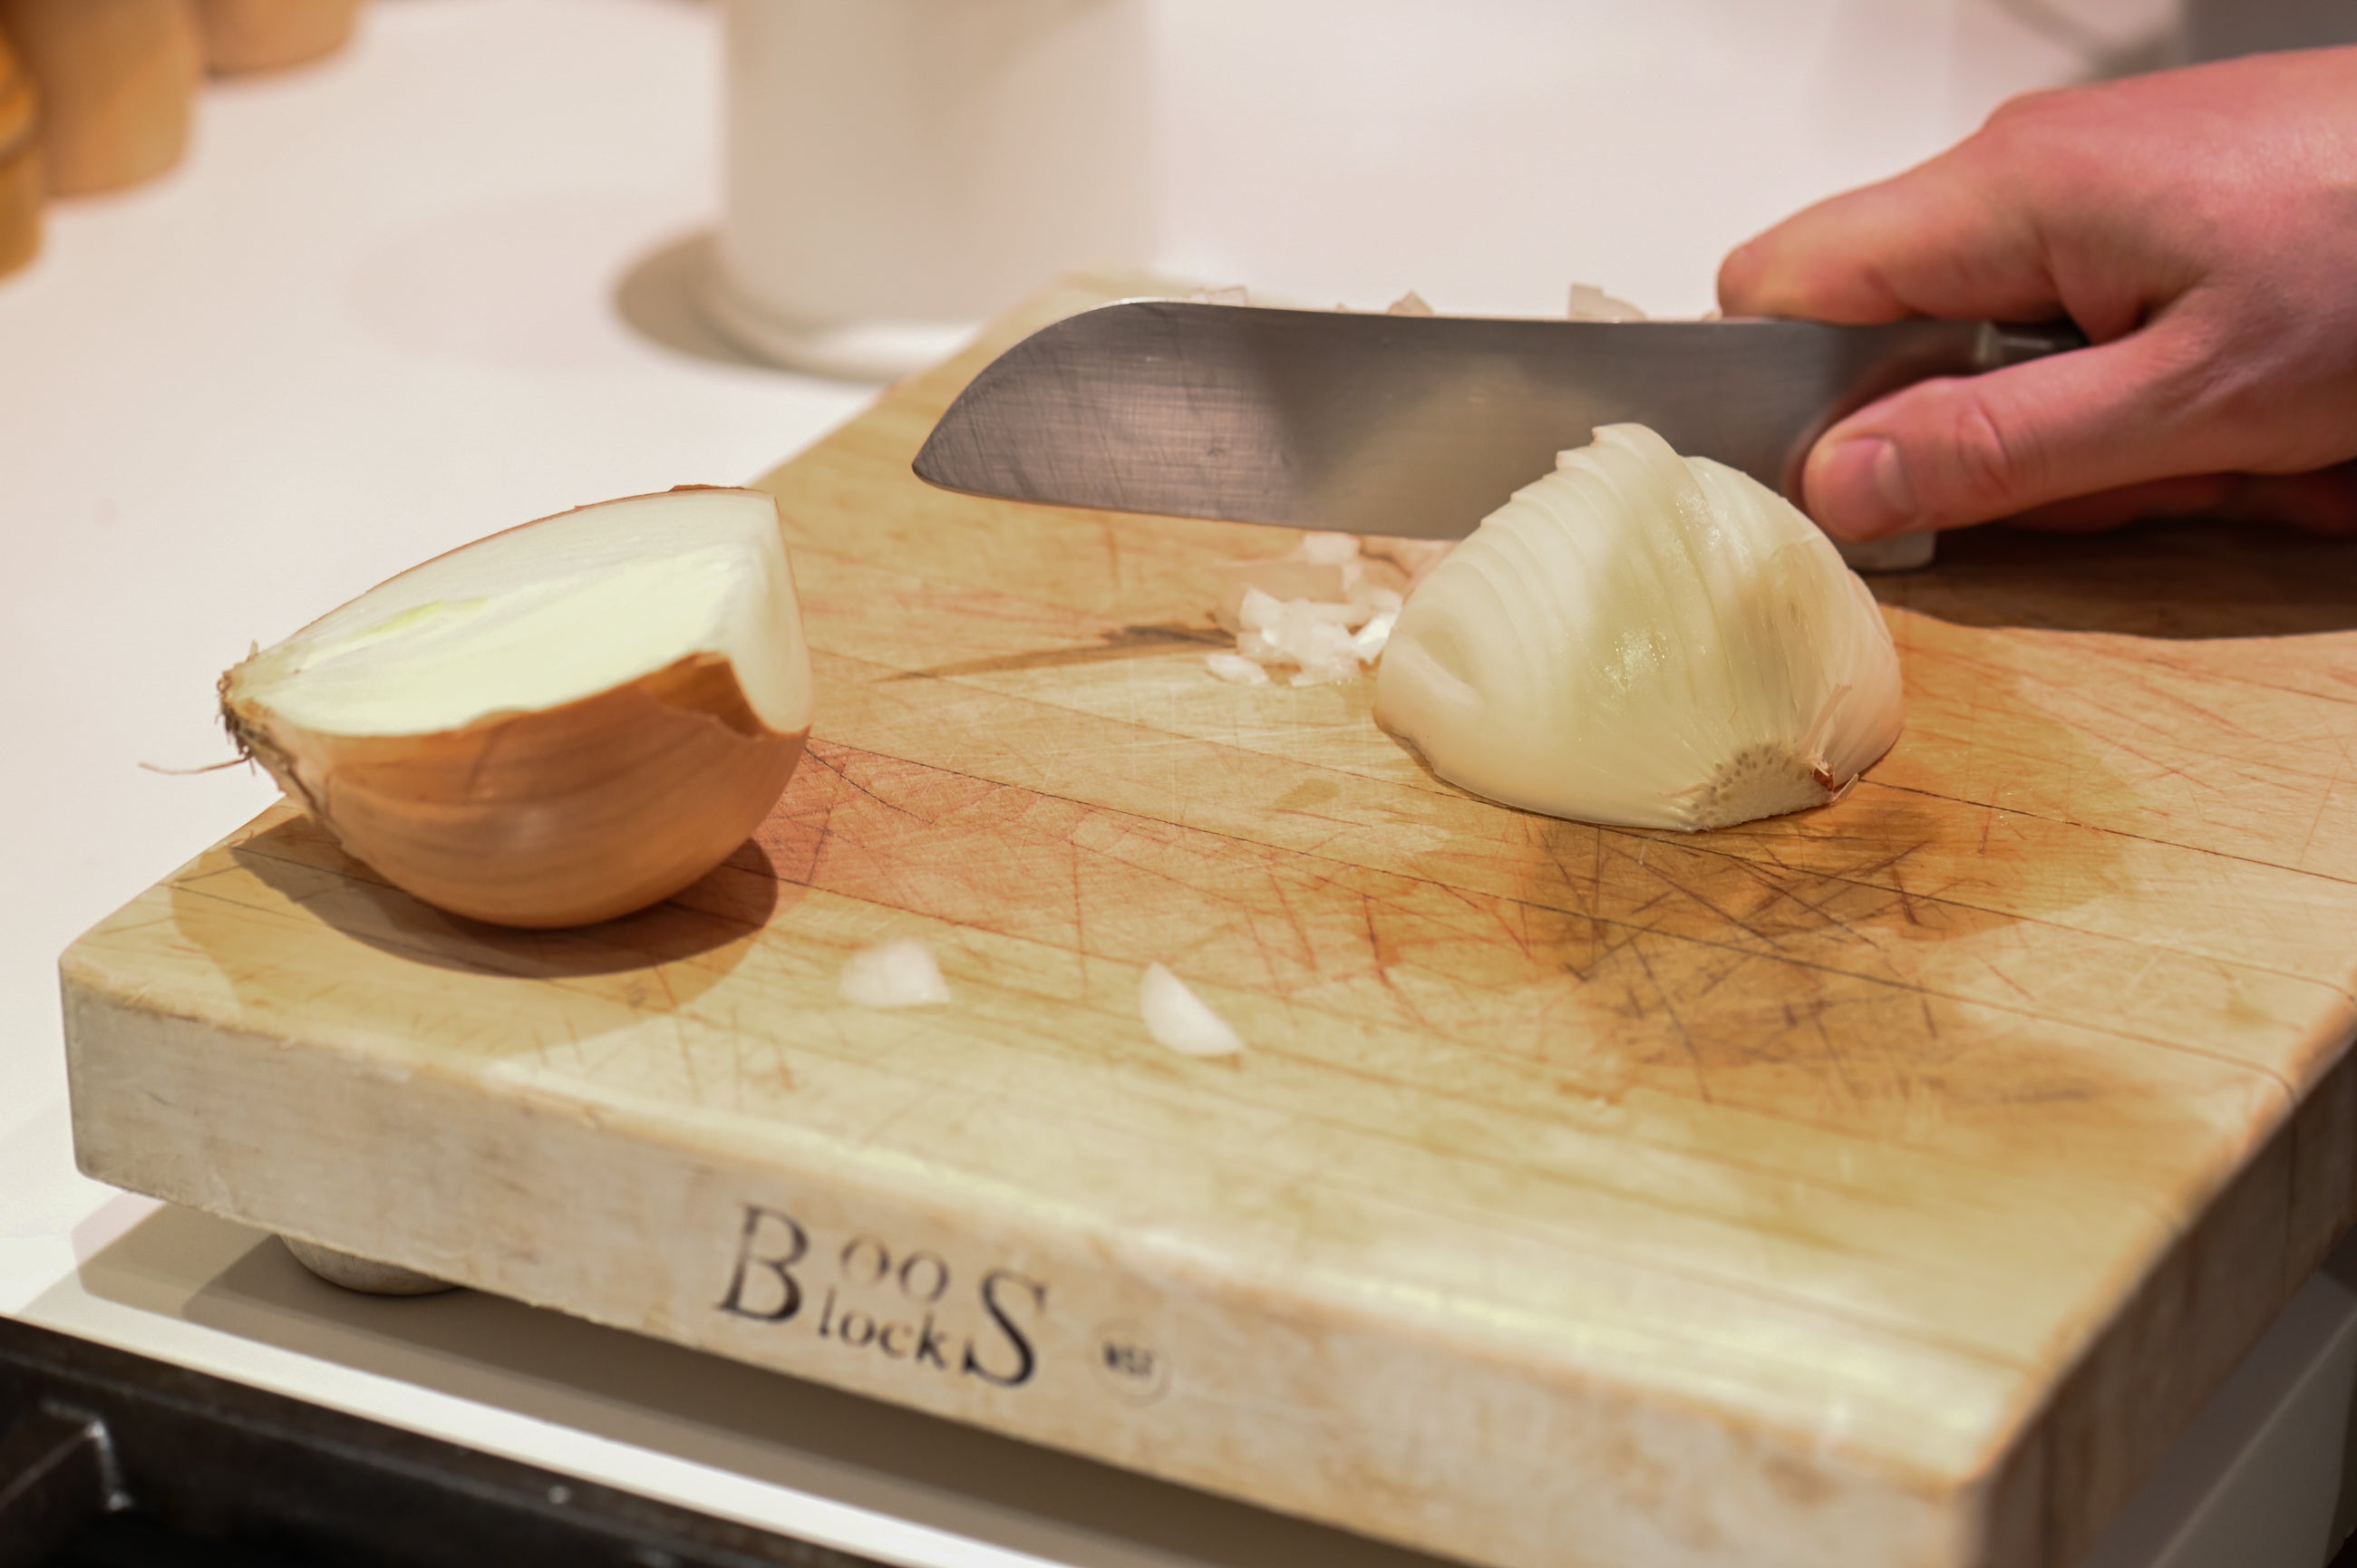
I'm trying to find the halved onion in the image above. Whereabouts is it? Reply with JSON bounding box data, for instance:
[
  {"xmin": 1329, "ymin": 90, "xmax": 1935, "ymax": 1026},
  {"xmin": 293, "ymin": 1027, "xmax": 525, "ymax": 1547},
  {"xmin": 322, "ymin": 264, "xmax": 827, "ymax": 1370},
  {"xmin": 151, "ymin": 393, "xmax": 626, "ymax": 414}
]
[{"xmin": 220, "ymin": 487, "xmax": 813, "ymax": 928}]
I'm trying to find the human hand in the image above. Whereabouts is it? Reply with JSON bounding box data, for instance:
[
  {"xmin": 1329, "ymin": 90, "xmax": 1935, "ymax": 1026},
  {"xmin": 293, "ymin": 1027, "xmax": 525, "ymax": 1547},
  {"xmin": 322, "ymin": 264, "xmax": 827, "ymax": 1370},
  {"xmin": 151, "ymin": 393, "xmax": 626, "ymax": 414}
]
[{"xmin": 1717, "ymin": 46, "xmax": 2357, "ymax": 542}]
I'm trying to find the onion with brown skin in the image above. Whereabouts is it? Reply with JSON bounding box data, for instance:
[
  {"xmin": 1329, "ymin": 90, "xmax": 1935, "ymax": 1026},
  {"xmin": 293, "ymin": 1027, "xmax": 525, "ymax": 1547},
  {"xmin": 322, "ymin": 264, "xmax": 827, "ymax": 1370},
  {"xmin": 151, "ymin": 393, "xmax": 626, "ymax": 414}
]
[{"xmin": 219, "ymin": 487, "xmax": 815, "ymax": 929}]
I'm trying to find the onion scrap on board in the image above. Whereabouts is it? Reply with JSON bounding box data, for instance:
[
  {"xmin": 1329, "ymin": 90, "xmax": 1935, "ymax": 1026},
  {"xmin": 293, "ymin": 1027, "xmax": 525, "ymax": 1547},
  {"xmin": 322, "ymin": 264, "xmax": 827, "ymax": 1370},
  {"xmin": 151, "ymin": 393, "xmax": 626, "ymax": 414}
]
[
  {"xmin": 839, "ymin": 938, "xmax": 953, "ymax": 1008},
  {"xmin": 1139, "ymin": 963, "xmax": 1245, "ymax": 1057}
]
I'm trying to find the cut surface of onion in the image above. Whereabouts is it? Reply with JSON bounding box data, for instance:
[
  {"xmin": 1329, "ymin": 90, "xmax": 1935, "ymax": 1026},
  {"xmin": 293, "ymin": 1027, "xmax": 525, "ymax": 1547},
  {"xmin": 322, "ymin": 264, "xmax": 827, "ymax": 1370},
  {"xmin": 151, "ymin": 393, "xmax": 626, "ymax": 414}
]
[
  {"xmin": 1139, "ymin": 963, "xmax": 1244, "ymax": 1057},
  {"xmin": 220, "ymin": 486, "xmax": 814, "ymax": 928},
  {"xmin": 839, "ymin": 938, "xmax": 952, "ymax": 1008},
  {"xmin": 1373, "ymin": 425, "xmax": 1903, "ymax": 832}
]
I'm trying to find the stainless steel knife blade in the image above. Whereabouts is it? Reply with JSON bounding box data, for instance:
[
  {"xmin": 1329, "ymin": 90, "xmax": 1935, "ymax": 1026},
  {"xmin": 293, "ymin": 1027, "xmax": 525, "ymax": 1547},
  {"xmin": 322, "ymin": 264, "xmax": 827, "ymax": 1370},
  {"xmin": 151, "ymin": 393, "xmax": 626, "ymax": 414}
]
[{"xmin": 913, "ymin": 300, "xmax": 2084, "ymax": 539}]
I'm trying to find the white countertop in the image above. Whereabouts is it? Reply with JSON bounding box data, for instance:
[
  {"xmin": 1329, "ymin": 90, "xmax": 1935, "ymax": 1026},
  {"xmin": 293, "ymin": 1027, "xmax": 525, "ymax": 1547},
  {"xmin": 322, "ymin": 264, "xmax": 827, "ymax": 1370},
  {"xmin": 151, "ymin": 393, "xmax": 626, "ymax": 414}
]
[{"xmin": 4, "ymin": 3, "xmax": 2352, "ymax": 1565}]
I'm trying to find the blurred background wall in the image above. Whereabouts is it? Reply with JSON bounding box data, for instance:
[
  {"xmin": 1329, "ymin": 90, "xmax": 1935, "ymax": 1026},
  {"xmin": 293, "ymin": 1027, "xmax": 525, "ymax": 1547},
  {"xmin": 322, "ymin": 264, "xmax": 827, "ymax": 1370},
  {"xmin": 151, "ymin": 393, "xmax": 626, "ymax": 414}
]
[{"xmin": 713, "ymin": 0, "xmax": 2356, "ymax": 372}]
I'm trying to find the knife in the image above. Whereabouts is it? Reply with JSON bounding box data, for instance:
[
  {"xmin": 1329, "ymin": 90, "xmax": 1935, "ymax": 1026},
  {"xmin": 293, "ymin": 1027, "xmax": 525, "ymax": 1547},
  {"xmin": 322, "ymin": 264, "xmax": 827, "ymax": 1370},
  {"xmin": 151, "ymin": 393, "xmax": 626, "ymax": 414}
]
[{"xmin": 913, "ymin": 299, "xmax": 2086, "ymax": 542}]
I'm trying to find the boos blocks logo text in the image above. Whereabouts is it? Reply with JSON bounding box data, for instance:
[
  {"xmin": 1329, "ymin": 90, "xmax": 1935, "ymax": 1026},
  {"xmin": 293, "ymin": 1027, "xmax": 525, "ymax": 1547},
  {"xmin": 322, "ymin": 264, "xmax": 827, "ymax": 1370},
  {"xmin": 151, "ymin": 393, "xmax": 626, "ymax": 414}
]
[{"xmin": 714, "ymin": 1203, "xmax": 1047, "ymax": 1389}]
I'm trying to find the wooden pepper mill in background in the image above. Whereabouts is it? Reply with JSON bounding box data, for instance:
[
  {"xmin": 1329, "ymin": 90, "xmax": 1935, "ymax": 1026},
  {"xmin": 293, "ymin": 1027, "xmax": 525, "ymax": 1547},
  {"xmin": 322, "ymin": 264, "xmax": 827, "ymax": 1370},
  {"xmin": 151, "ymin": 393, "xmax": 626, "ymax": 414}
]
[
  {"xmin": 0, "ymin": 0, "xmax": 200, "ymax": 196},
  {"xmin": 0, "ymin": 27, "xmax": 38, "ymax": 277},
  {"xmin": 196, "ymin": 0, "xmax": 362, "ymax": 76}
]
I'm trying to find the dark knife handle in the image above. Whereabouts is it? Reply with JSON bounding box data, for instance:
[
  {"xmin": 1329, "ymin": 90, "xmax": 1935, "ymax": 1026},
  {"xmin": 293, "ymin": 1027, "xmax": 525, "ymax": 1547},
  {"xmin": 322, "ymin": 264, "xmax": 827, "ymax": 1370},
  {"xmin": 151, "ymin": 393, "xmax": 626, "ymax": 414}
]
[
  {"xmin": 1972, "ymin": 319, "xmax": 2091, "ymax": 372},
  {"xmin": 1787, "ymin": 317, "xmax": 2092, "ymax": 505}
]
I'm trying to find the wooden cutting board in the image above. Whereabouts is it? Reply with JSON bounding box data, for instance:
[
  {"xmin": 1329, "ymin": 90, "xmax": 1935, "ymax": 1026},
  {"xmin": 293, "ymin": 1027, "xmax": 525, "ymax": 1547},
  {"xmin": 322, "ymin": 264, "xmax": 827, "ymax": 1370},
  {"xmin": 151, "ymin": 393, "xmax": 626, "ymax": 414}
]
[{"xmin": 63, "ymin": 274, "xmax": 2357, "ymax": 1568}]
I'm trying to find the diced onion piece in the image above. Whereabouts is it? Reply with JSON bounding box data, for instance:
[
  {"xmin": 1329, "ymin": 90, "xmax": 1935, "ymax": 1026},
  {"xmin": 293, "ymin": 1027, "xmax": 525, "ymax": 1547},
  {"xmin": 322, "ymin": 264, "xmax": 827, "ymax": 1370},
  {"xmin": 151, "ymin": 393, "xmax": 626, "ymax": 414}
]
[
  {"xmin": 1209, "ymin": 533, "xmax": 1407, "ymax": 686},
  {"xmin": 1566, "ymin": 282, "xmax": 1647, "ymax": 322},
  {"xmin": 1291, "ymin": 657, "xmax": 1363, "ymax": 687},
  {"xmin": 839, "ymin": 938, "xmax": 953, "ymax": 1008},
  {"xmin": 1236, "ymin": 595, "xmax": 1367, "ymax": 679},
  {"xmin": 1213, "ymin": 557, "xmax": 1363, "ymax": 631},
  {"xmin": 1242, "ymin": 589, "xmax": 1357, "ymax": 632},
  {"xmin": 1206, "ymin": 653, "xmax": 1270, "ymax": 685},
  {"xmin": 1139, "ymin": 963, "xmax": 1244, "ymax": 1056}
]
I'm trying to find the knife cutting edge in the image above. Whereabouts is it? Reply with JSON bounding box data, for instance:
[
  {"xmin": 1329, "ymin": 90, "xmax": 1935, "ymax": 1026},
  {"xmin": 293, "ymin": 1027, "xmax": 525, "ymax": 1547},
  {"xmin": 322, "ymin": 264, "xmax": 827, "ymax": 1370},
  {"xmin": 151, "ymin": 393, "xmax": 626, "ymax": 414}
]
[{"xmin": 913, "ymin": 299, "xmax": 2086, "ymax": 541}]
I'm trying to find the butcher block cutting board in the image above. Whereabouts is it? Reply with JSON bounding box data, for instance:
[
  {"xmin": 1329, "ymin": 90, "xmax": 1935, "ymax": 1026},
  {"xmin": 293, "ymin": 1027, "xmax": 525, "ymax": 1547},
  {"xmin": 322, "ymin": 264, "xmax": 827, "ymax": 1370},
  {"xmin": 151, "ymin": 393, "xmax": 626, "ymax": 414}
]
[{"xmin": 62, "ymin": 274, "xmax": 2357, "ymax": 1568}]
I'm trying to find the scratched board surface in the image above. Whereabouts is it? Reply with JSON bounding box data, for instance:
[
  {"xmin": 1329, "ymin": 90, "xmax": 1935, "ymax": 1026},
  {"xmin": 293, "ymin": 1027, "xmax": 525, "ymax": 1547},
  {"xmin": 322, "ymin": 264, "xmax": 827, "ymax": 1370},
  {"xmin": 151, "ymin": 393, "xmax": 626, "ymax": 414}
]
[{"xmin": 62, "ymin": 276, "xmax": 2357, "ymax": 1568}]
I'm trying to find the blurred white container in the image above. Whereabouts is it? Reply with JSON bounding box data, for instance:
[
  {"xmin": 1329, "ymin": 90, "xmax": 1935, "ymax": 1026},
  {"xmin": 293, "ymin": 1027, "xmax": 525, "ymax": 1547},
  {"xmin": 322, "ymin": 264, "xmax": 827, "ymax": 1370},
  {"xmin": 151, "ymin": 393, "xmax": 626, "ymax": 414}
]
[{"xmin": 709, "ymin": 0, "xmax": 1153, "ymax": 381}]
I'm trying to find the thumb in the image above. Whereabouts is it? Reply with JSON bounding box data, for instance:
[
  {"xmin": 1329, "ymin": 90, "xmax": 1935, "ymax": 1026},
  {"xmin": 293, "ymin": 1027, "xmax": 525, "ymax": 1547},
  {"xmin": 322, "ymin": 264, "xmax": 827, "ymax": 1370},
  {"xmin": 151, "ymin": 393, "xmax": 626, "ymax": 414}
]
[{"xmin": 1801, "ymin": 324, "xmax": 2220, "ymax": 539}]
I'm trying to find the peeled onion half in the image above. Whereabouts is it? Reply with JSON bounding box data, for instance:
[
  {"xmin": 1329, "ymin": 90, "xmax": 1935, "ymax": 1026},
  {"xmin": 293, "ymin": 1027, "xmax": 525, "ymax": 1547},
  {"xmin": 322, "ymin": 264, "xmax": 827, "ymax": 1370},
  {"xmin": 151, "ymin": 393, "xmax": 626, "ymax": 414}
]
[
  {"xmin": 220, "ymin": 487, "xmax": 814, "ymax": 927},
  {"xmin": 1373, "ymin": 425, "xmax": 1903, "ymax": 831}
]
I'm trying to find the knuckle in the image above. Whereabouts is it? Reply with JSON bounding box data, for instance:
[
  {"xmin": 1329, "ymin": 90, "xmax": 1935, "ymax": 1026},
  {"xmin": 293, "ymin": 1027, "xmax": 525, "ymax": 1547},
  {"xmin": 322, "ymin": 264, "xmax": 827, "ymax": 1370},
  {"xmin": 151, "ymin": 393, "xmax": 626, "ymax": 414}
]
[
  {"xmin": 1982, "ymin": 84, "xmax": 2073, "ymax": 135},
  {"xmin": 1943, "ymin": 396, "xmax": 2032, "ymax": 517},
  {"xmin": 1972, "ymin": 85, "xmax": 2099, "ymax": 197}
]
